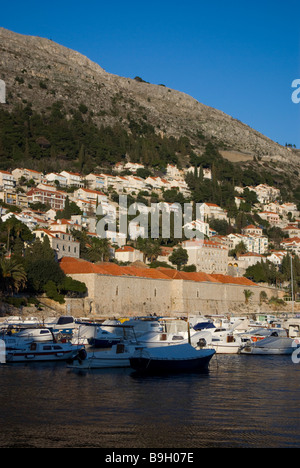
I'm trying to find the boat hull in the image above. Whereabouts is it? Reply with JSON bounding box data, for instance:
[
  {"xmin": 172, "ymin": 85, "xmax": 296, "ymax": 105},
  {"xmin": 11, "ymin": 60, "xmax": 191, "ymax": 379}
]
[
  {"xmin": 69, "ymin": 356, "xmax": 131, "ymax": 369},
  {"xmin": 240, "ymin": 346, "xmax": 294, "ymax": 355},
  {"xmin": 213, "ymin": 344, "xmax": 241, "ymax": 354}
]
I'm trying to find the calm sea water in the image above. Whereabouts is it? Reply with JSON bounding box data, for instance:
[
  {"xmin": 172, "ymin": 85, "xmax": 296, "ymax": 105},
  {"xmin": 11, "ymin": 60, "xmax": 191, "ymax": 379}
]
[{"xmin": 0, "ymin": 354, "xmax": 300, "ymax": 449}]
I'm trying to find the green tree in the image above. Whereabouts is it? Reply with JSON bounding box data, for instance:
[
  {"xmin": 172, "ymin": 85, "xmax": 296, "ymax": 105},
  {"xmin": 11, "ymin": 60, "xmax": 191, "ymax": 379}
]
[
  {"xmin": 169, "ymin": 246, "xmax": 189, "ymax": 270},
  {"xmin": 24, "ymin": 238, "xmax": 64, "ymax": 292}
]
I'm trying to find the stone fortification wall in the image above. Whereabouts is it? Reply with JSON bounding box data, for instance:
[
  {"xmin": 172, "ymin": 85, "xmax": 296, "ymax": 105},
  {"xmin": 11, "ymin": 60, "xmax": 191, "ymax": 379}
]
[{"xmin": 66, "ymin": 273, "xmax": 281, "ymax": 318}]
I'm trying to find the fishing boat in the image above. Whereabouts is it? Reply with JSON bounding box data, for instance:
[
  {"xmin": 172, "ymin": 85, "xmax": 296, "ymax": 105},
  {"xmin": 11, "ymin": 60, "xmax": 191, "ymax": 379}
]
[
  {"xmin": 239, "ymin": 336, "xmax": 298, "ymax": 355},
  {"xmin": 129, "ymin": 343, "xmax": 216, "ymax": 373}
]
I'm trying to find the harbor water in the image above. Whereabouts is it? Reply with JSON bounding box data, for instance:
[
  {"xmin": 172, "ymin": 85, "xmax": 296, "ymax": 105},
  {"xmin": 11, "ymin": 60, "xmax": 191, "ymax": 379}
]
[{"xmin": 0, "ymin": 354, "xmax": 300, "ymax": 449}]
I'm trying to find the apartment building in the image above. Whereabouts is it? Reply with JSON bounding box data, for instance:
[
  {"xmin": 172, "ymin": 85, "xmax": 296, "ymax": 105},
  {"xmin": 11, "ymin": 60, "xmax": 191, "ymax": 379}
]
[
  {"xmin": 199, "ymin": 202, "xmax": 228, "ymax": 221},
  {"xmin": 27, "ymin": 187, "xmax": 67, "ymax": 210},
  {"xmin": 44, "ymin": 172, "xmax": 67, "ymax": 187},
  {"xmin": 34, "ymin": 228, "xmax": 80, "ymax": 259},
  {"xmin": 259, "ymin": 211, "xmax": 280, "ymax": 226},
  {"xmin": 0, "ymin": 170, "xmax": 16, "ymax": 190},
  {"xmin": 241, "ymin": 224, "xmax": 263, "ymax": 236},
  {"xmin": 182, "ymin": 238, "xmax": 229, "ymax": 274},
  {"xmin": 73, "ymin": 188, "xmax": 107, "ymax": 204},
  {"xmin": 227, "ymin": 233, "xmax": 268, "ymax": 255},
  {"xmin": 12, "ymin": 168, "xmax": 43, "ymax": 184},
  {"xmin": 280, "ymin": 237, "xmax": 300, "ymax": 255},
  {"xmin": 85, "ymin": 173, "xmax": 106, "ymax": 191},
  {"xmin": 0, "ymin": 190, "xmax": 28, "ymax": 208},
  {"xmin": 60, "ymin": 171, "xmax": 84, "ymax": 187}
]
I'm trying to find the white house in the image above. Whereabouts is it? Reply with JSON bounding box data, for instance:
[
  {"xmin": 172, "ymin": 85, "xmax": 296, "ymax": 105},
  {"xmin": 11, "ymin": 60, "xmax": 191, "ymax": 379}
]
[
  {"xmin": 280, "ymin": 237, "xmax": 300, "ymax": 255},
  {"xmin": 115, "ymin": 245, "xmax": 144, "ymax": 263},
  {"xmin": 60, "ymin": 171, "xmax": 84, "ymax": 187},
  {"xmin": 259, "ymin": 211, "xmax": 280, "ymax": 226},
  {"xmin": 73, "ymin": 188, "xmax": 107, "ymax": 204},
  {"xmin": 241, "ymin": 224, "xmax": 264, "ymax": 236},
  {"xmin": 124, "ymin": 162, "xmax": 145, "ymax": 173},
  {"xmin": 0, "ymin": 170, "xmax": 16, "ymax": 190},
  {"xmin": 44, "ymin": 172, "xmax": 67, "ymax": 187},
  {"xmin": 85, "ymin": 173, "xmax": 107, "ymax": 191},
  {"xmin": 199, "ymin": 203, "xmax": 228, "ymax": 221}
]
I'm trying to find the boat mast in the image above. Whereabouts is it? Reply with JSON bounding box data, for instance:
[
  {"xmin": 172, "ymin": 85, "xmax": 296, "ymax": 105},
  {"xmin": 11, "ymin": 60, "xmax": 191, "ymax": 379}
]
[{"xmin": 291, "ymin": 254, "xmax": 294, "ymax": 315}]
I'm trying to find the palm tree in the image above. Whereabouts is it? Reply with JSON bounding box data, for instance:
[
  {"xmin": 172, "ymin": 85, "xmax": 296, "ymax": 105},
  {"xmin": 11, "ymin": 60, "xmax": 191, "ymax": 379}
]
[
  {"xmin": 85, "ymin": 238, "xmax": 110, "ymax": 263},
  {"xmin": 136, "ymin": 238, "xmax": 161, "ymax": 263},
  {"xmin": 5, "ymin": 216, "xmax": 16, "ymax": 253},
  {"xmin": 0, "ymin": 257, "xmax": 27, "ymax": 295},
  {"xmin": 243, "ymin": 289, "xmax": 254, "ymax": 305}
]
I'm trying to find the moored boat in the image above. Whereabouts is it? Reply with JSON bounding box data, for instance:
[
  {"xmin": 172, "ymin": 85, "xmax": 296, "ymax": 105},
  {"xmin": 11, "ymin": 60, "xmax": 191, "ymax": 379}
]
[
  {"xmin": 129, "ymin": 343, "xmax": 216, "ymax": 373},
  {"xmin": 2, "ymin": 327, "xmax": 84, "ymax": 363},
  {"xmin": 7, "ymin": 327, "xmax": 55, "ymax": 342},
  {"xmin": 67, "ymin": 342, "xmax": 141, "ymax": 369},
  {"xmin": 4, "ymin": 340, "xmax": 84, "ymax": 363},
  {"xmin": 240, "ymin": 336, "xmax": 298, "ymax": 355}
]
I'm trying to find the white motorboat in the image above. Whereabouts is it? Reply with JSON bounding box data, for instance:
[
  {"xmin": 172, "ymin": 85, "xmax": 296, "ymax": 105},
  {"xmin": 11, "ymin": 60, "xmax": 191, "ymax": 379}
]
[
  {"xmin": 89, "ymin": 319, "xmax": 127, "ymax": 348},
  {"xmin": 0, "ymin": 316, "xmax": 41, "ymax": 330},
  {"xmin": 192, "ymin": 320, "xmax": 243, "ymax": 354},
  {"xmin": 240, "ymin": 336, "xmax": 298, "ymax": 355},
  {"xmin": 4, "ymin": 339, "xmax": 84, "ymax": 363},
  {"xmin": 91, "ymin": 317, "xmax": 164, "ymax": 348},
  {"xmin": 237, "ymin": 327, "xmax": 288, "ymax": 346},
  {"xmin": 135, "ymin": 319, "xmax": 193, "ymax": 348},
  {"xmin": 47, "ymin": 315, "xmax": 78, "ymax": 334},
  {"xmin": 67, "ymin": 342, "xmax": 141, "ymax": 369},
  {"xmin": 192, "ymin": 329, "xmax": 243, "ymax": 354},
  {"xmin": 8, "ymin": 327, "xmax": 55, "ymax": 342}
]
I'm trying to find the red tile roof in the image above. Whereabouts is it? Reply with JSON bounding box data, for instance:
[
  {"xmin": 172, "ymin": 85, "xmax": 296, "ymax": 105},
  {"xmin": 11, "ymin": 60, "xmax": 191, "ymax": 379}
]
[{"xmin": 59, "ymin": 257, "xmax": 257, "ymax": 286}]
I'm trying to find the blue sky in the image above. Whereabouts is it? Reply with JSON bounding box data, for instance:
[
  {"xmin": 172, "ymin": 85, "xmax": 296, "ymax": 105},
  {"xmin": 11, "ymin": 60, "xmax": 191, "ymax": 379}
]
[{"xmin": 1, "ymin": 0, "xmax": 300, "ymax": 148}]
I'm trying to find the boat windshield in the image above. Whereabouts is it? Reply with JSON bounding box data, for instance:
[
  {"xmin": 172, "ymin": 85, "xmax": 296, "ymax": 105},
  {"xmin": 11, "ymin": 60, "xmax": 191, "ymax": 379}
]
[{"xmin": 56, "ymin": 316, "xmax": 74, "ymax": 325}]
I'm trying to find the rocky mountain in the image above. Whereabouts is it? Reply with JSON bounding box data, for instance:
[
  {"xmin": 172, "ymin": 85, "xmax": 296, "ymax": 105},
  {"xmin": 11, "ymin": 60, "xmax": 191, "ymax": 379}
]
[{"xmin": 0, "ymin": 27, "xmax": 299, "ymax": 176}]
